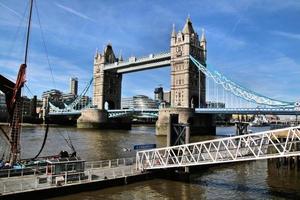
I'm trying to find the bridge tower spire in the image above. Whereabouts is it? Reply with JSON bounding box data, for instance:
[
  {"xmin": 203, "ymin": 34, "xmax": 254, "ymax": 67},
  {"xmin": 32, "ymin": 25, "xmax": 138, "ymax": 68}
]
[
  {"xmin": 200, "ymin": 28, "xmax": 207, "ymax": 62},
  {"xmin": 170, "ymin": 17, "xmax": 206, "ymax": 108}
]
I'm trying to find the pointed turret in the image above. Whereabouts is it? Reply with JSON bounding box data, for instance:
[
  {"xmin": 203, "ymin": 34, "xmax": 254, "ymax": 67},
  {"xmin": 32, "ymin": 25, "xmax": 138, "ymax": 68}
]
[
  {"xmin": 172, "ymin": 23, "xmax": 176, "ymax": 37},
  {"xmin": 200, "ymin": 28, "xmax": 207, "ymax": 62},
  {"xmin": 182, "ymin": 16, "xmax": 194, "ymax": 34},
  {"xmin": 171, "ymin": 23, "xmax": 177, "ymax": 46},
  {"xmin": 200, "ymin": 28, "xmax": 206, "ymax": 43},
  {"xmin": 95, "ymin": 48, "xmax": 99, "ymax": 58},
  {"xmin": 118, "ymin": 54, "xmax": 123, "ymax": 62}
]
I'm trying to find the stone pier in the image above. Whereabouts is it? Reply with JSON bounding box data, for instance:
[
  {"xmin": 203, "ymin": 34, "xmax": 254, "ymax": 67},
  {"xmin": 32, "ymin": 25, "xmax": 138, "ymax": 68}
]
[
  {"xmin": 77, "ymin": 108, "xmax": 108, "ymax": 128},
  {"xmin": 77, "ymin": 108, "xmax": 131, "ymax": 129},
  {"xmin": 156, "ymin": 108, "xmax": 215, "ymax": 136}
]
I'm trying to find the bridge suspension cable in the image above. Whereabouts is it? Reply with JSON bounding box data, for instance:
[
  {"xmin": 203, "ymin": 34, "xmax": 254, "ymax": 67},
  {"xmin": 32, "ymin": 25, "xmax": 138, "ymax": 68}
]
[
  {"xmin": 190, "ymin": 55, "xmax": 295, "ymax": 108},
  {"xmin": 48, "ymin": 77, "xmax": 93, "ymax": 113}
]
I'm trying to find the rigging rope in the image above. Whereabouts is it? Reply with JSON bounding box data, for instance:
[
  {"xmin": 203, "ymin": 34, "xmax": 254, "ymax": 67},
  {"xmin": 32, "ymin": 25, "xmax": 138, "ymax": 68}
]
[
  {"xmin": 34, "ymin": 0, "xmax": 56, "ymax": 89},
  {"xmin": 56, "ymin": 128, "xmax": 76, "ymax": 154},
  {"xmin": 32, "ymin": 123, "xmax": 49, "ymax": 160}
]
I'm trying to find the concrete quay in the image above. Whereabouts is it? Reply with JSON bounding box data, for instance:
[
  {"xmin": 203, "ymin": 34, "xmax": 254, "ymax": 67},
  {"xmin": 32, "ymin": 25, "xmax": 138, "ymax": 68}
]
[{"xmin": 0, "ymin": 158, "xmax": 150, "ymax": 200}]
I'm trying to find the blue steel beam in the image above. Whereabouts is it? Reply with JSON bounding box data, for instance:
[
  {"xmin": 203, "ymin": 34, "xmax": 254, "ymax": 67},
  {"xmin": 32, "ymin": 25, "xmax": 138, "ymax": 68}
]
[
  {"xmin": 195, "ymin": 108, "xmax": 300, "ymax": 115},
  {"xmin": 49, "ymin": 108, "xmax": 300, "ymax": 116}
]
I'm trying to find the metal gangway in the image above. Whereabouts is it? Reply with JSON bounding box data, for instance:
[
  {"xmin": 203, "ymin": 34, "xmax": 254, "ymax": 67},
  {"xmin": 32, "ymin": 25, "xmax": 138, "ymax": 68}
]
[{"xmin": 136, "ymin": 126, "xmax": 300, "ymax": 170}]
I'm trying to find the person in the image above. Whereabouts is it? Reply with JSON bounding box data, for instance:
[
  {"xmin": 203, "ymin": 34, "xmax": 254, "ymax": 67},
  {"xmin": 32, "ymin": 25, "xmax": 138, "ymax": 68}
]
[
  {"xmin": 59, "ymin": 150, "xmax": 69, "ymax": 158},
  {"xmin": 3, "ymin": 161, "xmax": 11, "ymax": 169},
  {"xmin": 71, "ymin": 151, "xmax": 77, "ymax": 157}
]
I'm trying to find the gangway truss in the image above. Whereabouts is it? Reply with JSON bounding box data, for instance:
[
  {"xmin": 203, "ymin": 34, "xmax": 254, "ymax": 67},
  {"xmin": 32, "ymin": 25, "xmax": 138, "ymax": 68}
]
[{"xmin": 136, "ymin": 126, "xmax": 300, "ymax": 170}]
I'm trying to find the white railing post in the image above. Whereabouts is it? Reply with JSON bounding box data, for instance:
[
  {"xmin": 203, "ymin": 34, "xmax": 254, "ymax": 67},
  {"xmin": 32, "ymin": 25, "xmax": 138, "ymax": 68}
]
[
  {"xmin": 88, "ymin": 169, "xmax": 92, "ymax": 181},
  {"xmin": 35, "ymin": 177, "xmax": 38, "ymax": 189},
  {"xmin": 65, "ymin": 172, "xmax": 67, "ymax": 185}
]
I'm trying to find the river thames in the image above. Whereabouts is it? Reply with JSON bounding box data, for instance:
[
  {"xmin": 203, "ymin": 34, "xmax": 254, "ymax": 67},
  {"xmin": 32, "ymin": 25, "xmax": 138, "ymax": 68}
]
[{"xmin": 13, "ymin": 125, "xmax": 300, "ymax": 199}]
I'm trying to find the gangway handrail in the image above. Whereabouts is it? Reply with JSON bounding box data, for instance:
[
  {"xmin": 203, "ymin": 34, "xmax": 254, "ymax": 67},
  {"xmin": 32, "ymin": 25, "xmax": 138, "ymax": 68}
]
[{"xmin": 136, "ymin": 126, "xmax": 300, "ymax": 170}]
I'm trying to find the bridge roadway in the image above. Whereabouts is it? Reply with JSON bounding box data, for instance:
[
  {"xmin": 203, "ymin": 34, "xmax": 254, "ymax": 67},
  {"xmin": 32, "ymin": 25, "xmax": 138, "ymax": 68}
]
[
  {"xmin": 48, "ymin": 107, "xmax": 300, "ymax": 116},
  {"xmin": 104, "ymin": 52, "xmax": 171, "ymax": 73}
]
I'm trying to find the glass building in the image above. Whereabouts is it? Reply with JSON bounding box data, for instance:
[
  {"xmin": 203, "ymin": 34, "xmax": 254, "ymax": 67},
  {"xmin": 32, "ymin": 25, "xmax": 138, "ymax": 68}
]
[{"xmin": 121, "ymin": 95, "xmax": 158, "ymax": 109}]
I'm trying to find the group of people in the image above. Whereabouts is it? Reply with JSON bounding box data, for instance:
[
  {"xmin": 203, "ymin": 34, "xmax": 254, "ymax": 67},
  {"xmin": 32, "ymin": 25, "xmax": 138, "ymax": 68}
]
[{"xmin": 0, "ymin": 160, "xmax": 26, "ymax": 170}]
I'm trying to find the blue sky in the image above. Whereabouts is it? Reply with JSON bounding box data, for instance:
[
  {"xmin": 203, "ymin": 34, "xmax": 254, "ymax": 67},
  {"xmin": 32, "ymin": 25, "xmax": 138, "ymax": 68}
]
[{"xmin": 0, "ymin": 0, "xmax": 300, "ymax": 102}]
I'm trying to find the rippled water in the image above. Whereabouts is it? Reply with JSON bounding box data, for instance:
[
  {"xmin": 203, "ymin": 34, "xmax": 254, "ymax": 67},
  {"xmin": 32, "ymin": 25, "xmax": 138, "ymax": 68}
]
[{"xmin": 2, "ymin": 124, "xmax": 300, "ymax": 199}]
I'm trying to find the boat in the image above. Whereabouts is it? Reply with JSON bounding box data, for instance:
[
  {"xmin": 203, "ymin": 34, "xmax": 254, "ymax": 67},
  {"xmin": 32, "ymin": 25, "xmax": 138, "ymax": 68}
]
[
  {"xmin": 0, "ymin": 0, "xmax": 85, "ymax": 176},
  {"xmin": 249, "ymin": 115, "xmax": 269, "ymax": 127}
]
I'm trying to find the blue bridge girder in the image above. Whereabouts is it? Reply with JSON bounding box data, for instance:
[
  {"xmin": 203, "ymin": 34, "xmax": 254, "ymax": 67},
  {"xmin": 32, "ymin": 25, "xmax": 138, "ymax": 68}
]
[
  {"xmin": 108, "ymin": 109, "xmax": 159, "ymax": 118},
  {"xmin": 49, "ymin": 107, "xmax": 300, "ymax": 117},
  {"xmin": 195, "ymin": 108, "xmax": 300, "ymax": 115}
]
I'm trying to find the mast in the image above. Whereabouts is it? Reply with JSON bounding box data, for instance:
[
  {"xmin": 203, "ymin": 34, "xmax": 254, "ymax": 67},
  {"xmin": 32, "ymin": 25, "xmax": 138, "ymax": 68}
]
[
  {"xmin": 24, "ymin": 0, "xmax": 33, "ymax": 64},
  {"xmin": 9, "ymin": 0, "xmax": 33, "ymax": 164}
]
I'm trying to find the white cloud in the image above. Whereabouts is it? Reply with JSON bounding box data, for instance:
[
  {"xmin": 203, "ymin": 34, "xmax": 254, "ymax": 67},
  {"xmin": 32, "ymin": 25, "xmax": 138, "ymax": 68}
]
[
  {"xmin": 54, "ymin": 3, "xmax": 95, "ymax": 22},
  {"xmin": 270, "ymin": 30, "xmax": 300, "ymax": 41},
  {"xmin": 0, "ymin": 2, "xmax": 21, "ymax": 18}
]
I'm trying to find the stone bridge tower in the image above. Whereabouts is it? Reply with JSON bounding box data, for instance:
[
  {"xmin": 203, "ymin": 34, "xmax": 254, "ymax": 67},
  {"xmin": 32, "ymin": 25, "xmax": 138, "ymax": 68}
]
[
  {"xmin": 93, "ymin": 44, "xmax": 122, "ymax": 110},
  {"xmin": 170, "ymin": 17, "xmax": 206, "ymax": 108},
  {"xmin": 156, "ymin": 17, "xmax": 213, "ymax": 136}
]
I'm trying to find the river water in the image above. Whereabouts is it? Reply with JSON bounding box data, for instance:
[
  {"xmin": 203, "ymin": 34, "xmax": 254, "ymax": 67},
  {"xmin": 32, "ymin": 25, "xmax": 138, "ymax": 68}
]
[{"xmin": 3, "ymin": 125, "xmax": 300, "ymax": 199}]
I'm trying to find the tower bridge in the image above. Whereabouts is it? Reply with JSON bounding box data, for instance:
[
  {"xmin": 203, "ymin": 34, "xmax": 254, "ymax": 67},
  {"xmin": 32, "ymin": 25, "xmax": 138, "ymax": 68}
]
[
  {"xmin": 48, "ymin": 16, "xmax": 299, "ymax": 135},
  {"xmin": 75, "ymin": 17, "xmax": 212, "ymax": 134}
]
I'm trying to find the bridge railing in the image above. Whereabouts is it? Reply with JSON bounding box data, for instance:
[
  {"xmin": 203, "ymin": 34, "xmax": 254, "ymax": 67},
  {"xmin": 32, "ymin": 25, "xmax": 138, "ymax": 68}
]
[
  {"xmin": 85, "ymin": 157, "xmax": 135, "ymax": 169},
  {"xmin": 136, "ymin": 126, "xmax": 300, "ymax": 170}
]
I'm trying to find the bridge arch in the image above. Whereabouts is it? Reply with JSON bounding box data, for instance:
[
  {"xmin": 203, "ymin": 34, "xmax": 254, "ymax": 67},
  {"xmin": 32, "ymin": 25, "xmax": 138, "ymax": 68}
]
[
  {"xmin": 190, "ymin": 96, "xmax": 199, "ymax": 108},
  {"xmin": 104, "ymin": 100, "xmax": 116, "ymax": 110}
]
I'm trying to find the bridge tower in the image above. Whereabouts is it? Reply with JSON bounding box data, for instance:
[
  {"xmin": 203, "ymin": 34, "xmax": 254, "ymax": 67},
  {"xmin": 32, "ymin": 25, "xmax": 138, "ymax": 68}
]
[
  {"xmin": 156, "ymin": 17, "xmax": 215, "ymax": 136},
  {"xmin": 93, "ymin": 44, "xmax": 122, "ymax": 110},
  {"xmin": 170, "ymin": 17, "xmax": 206, "ymax": 108},
  {"xmin": 77, "ymin": 44, "xmax": 123, "ymax": 128}
]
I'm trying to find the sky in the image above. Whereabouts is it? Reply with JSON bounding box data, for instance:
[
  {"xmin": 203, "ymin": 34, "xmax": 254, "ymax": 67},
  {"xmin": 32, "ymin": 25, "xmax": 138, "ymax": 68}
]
[{"xmin": 0, "ymin": 0, "xmax": 300, "ymax": 102}]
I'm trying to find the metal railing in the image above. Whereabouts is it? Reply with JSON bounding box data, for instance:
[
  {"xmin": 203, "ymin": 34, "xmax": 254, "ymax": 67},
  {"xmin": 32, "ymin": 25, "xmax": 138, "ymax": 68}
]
[
  {"xmin": 0, "ymin": 157, "xmax": 140, "ymax": 196},
  {"xmin": 85, "ymin": 157, "xmax": 135, "ymax": 169},
  {"xmin": 0, "ymin": 165, "xmax": 139, "ymax": 195},
  {"xmin": 0, "ymin": 166, "xmax": 46, "ymax": 179}
]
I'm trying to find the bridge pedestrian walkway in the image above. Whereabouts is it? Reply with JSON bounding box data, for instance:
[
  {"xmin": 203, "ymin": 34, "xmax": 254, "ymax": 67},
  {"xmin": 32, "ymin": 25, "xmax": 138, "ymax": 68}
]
[{"xmin": 136, "ymin": 126, "xmax": 300, "ymax": 170}]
